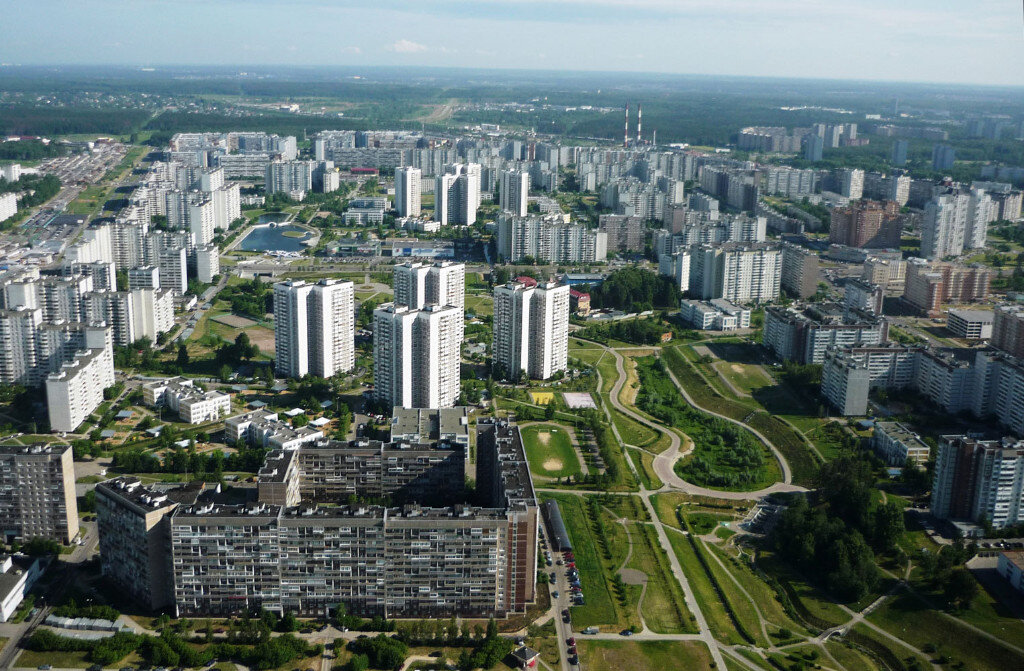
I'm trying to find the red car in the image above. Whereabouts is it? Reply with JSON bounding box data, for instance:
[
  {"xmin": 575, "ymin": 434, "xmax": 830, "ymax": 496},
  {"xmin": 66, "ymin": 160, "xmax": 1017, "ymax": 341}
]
[{"xmin": 566, "ymin": 637, "xmax": 576, "ymax": 646}]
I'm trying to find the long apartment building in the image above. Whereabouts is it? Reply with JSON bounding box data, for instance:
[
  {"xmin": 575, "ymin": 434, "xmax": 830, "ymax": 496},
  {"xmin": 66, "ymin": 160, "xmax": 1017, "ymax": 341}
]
[
  {"xmin": 779, "ymin": 242, "xmax": 819, "ymax": 299},
  {"xmin": 902, "ymin": 259, "xmax": 992, "ymax": 316},
  {"xmin": 932, "ymin": 435, "xmax": 1024, "ymax": 529},
  {"xmin": 764, "ymin": 303, "xmax": 888, "ymax": 365},
  {"xmin": 45, "ymin": 345, "xmax": 115, "ymax": 433},
  {"xmin": 97, "ymin": 418, "xmax": 536, "ymax": 618},
  {"xmin": 492, "ymin": 279, "xmax": 569, "ymax": 381},
  {"xmin": 274, "ymin": 279, "xmax": 355, "ymax": 379},
  {"xmin": 829, "ymin": 200, "xmax": 902, "ymax": 249},
  {"xmin": 0, "ymin": 444, "xmax": 78, "ymax": 544},
  {"xmin": 687, "ymin": 242, "xmax": 781, "ymax": 304},
  {"xmin": 496, "ymin": 214, "xmax": 607, "ymax": 264}
]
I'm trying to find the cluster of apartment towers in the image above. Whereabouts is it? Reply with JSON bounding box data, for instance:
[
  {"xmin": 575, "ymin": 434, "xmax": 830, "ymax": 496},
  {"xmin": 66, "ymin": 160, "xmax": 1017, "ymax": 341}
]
[{"xmin": 275, "ymin": 261, "xmax": 570, "ymax": 408}]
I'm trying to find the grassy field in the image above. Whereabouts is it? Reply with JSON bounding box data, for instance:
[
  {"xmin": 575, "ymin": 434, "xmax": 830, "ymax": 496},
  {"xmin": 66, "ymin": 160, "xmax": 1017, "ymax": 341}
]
[
  {"xmin": 708, "ymin": 544, "xmax": 808, "ymax": 639},
  {"xmin": 713, "ymin": 359, "xmax": 774, "ymax": 395},
  {"xmin": 576, "ymin": 640, "xmax": 713, "ymax": 671},
  {"xmin": 628, "ymin": 448, "xmax": 663, "ymax": 490},
  {"xmin": 624, "ymin": 522, "xmax": 696, "ymax": 634},
  {"xmin": 464, "ymin": 293, "xmax": 494, "ymax": 317},
  {"xmin": 521, "ymin": 423, "xmax": 581, "ymax": 479},
  {"xmin": 825, "ymin": 639, "xmax": 883, "ymax": 671},
  {"xmin": 610, "ymin": 407, "xmax": 659, "ymax": 448},
  {"xmin": 664, "ymin": 528, "xmax": 746, "ymax": 645},
  {"xmin": 867, "ymin": 590, "xmax": 1024, "ymax": 670}
]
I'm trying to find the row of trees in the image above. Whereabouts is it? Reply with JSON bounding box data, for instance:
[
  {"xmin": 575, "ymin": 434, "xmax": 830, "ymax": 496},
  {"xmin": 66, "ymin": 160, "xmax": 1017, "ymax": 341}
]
[{"xmin": 111, "ymin": 442, "xmax": 268, "ymax": 477}]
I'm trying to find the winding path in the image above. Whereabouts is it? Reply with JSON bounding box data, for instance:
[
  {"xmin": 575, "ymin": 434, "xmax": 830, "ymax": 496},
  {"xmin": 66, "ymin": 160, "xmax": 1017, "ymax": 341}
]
[{"xmin": 597, "ymin": 343, "xmax": 805, "ymax": 501}]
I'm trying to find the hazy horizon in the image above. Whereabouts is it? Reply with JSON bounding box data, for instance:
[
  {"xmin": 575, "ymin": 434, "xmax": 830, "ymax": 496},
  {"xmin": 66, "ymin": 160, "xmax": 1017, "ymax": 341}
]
[{"xmin": 2, "ymin": 0, "xmax": 1023, "ymax": 87}]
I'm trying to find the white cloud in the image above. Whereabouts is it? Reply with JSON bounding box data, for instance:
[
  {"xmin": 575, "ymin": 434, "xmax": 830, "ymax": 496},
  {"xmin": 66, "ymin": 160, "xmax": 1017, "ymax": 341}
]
[
  {"xmin": 340, "ymin": 46, "xmax": 362, "ymax": 55},
  {"xmin": 389, "ymin": 39, "xmax": 428, "ymax": 53}
]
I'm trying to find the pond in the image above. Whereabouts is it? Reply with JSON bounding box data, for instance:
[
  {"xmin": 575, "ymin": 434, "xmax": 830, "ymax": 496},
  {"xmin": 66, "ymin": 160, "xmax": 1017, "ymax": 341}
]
[
  {"xmin": 237, "ymin": 223, "xmax": 313, "ymax": 252},
  {"xmin": 258, "ymin": 212, "xmax": 292, "ymax": 225}
]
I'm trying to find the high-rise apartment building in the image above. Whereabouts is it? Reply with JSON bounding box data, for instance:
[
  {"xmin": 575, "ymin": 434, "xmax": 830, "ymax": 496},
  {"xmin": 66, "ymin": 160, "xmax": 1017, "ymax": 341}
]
[
  {"xmin": 837, "ymin": 168, "xmax": 865, "ymax": 200},
  {"xmin": 902, "ymin": 259, "xmax": 992, "ymax": 316},
  {"xmin": 932, "ymin": 435, "xmax": 1024, "ymax": 529},
  {"xmin": 492, "ymin": 280, "xmax": 570, "ymax": 381},
  {"xmin": 194, "ymin": 244, "xmax": 220, "ymax": 284},
  {"xmin": 158, "ymin": 246, "xmax": 188, "ymax": 295},
  {"xmin": 780, "ymin": 242, "xmax": 820, "ymax": 299},
  {"xmin": 763, "ymin": 303, "xmax": 888, "ymax": 365},
  {"xmin": 932, "ymin": 144, "xmax": 956, "ymax": 171},
  {"xmin": 100, "ymin": 418, "xmax": 536, "ymax": 618},
  {"xmin": 496, "ymin": 214, "xmax": 607, "ymax": 263},
  {"xmin": 265, "ymin": 160, "xmax": 314, "ymax": 196},
  {"xmin": 392, "ymin": 262, "xmax": 465, "ymax": 311},
  {"xmin": 597, "ymin": 214, "xmax": 644, "ymax": 253},
  {"xmin": 829, "ymin": 200, "xmax": 902, "ymax": 249},
  {"xmin": 892, "ymin": 140, "xmax": 909, "ymax": 167},
  {"xmin": 45, "ymin": 345, "xmax": 115, "ymax": 433},
  {"xmin": 500, "ymin": 168, "xmax": 530, "ymax": 217},
  {"xmin": 688, "ymin": 243, "xmax": 782, "ymax": 303},
  {"xmin": 921, "ymin": 192, "xmax": 970, "ymax": 260},
  {"xmin": 273, "ymin": 279, "xmax": 355, "ymax": 379},
  {"xmin": 435, "ymin": 164, "xmax": 481, "ymax": 225},
  {"xmin": 373, "ymin": 303, "xmax": 462, "ymax": 409},
  {"xmin": 394, "ymin": 167, "xmax": 422, "ymax": 217},
  {"xmin": 992, "ymin": 304, "xmax": 1024, "ymax": 358},
  {"xmin": 0, "ymin": 444, "xmax": 78, "ymax": 544}
]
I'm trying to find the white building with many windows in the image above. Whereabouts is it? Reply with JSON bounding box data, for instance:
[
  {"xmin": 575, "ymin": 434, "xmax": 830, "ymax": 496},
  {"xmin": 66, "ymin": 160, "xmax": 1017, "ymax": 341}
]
[
  {"xmin": 143, "ymin": 377, "xmax": 231, "ymax": 424},
  {"xmin": 373, "ymin": 303, "xmax": 462, "ymax": 409},
  {"xmin": 45, "ymin": 345, "xmax": 115, "ymax": 433},
  {"xmin": 492, "ymin": 280, "xmax": 569, "ymax": 381},
  {"xmin": 273, "ymin": 279, "xmax": 355, "ymax": 379},
  {"xmin": 395, "ymin": 167, "xmax": 422, "ymax": 218}
]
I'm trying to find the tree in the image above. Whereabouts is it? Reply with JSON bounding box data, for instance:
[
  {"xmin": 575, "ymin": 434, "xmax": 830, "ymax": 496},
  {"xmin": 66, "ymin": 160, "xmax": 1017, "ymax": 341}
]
[
  {"xmin": 176, "ymin": 343, "xmax": 190, "ymax": 368},
  {"xmin": 872, "ymin": 502, "xmax": 905, "ymax": 552},
  {"xmin": 944, "ymin": 569, "xmax": 979, "ymax": 611}
]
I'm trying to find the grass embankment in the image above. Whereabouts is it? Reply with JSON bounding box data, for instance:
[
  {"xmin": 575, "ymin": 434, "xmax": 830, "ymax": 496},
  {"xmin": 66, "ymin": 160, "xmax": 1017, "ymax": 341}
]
[
  {"xmin": 663, "ymin": 347, "xmax": 819, "ymax": 487},
  {"xmin": 576, "ymin": 640, "xmax": 713, "ymax": 671}
]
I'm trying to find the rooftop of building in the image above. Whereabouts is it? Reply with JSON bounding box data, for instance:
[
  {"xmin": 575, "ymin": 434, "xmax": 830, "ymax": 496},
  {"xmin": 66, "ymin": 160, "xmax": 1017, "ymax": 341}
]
[
  {"xmin": 769, "ymin": 302, "xmax": 881, "ymax": 326},
  {"xmin": 0, "ymin": 443, "xmax": 70, "ymax": 457},
  {"xmin": 948, "ymin": 309, "xmax": 994, "ymax": 322},
  {"xmin": 874, "ymin": 422, "xmax": 929, "ymax": 447},
  {"xmin": 96, "ymin": 476, "xmax": 213, "ymax": 509},
  {"xmin": 390, "ymin": 407, "xmax": 469, "ymax": 442},
  {"xmin": 1003, "ymin": 550, "xmax": 1024, "ymax": 572}
]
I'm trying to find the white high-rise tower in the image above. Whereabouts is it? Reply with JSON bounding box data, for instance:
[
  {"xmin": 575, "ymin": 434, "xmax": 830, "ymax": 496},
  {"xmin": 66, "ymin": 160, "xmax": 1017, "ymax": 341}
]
[
  {"xmin": 274, "ymin": 279, "xmax": 355, "ymax": 379},
  {"xmin": 500, "ymin": 169, "xmax": 530, "ymax": 217},
  {"xmin": 492, "ymin": 280, "xmax": 569, "ymax": 381},
  {"xmin": 395, "ymin": 167, "xmax": 422, "ymax": 218}
]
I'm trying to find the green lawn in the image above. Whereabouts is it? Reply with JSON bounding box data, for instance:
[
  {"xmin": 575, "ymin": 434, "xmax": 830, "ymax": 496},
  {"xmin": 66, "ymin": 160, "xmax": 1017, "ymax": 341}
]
[
  {"xmin": 713, "ymin": 360, "xmax": 774, "ymax": 395},
  {"xmin": 664, "ymin": 528, "xmax": 745, "ymax": 645},
  {"xmin": 576, "ymin": 640, "xmax": 713, "ymax": 671},
  {"xmin": 867, "ymin": 590, "xmax": 1024, "ymax": 670},
  {"xmin": 520, "ymin": 423, "xmax": 582, "ymax": 479},
  {"xmin": 610, "ymin": 407, "xmax": 658, "ymax": 448},
  {"xmin": 628, "ymin": 448, "xmax": 663, "ymax": 490},
  {"xmin": 624, "ymin": 522, "xmax": 696, "ymax": 634},
  {"xmin": 825, "ymin": 639, "xmax": 883, "ymax": 671}
]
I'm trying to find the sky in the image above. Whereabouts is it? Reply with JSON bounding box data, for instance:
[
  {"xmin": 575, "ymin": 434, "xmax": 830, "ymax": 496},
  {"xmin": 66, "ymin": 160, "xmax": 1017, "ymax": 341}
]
[{"xmin": 2, "ymin": 0, "xmax": 1023, "ymax": 86}]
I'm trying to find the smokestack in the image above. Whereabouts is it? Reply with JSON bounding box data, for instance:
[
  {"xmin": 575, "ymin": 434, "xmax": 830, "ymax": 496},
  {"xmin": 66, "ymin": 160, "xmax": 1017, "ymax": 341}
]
[
  {"xmin": 637, "ymin": 105, "xmax": 642, "ymax": 145},
  {"xmin": 624, "ymin": 104, "xmax": 630, "ymax": 149},
  {"xmin": 652, "ymin": 129, "xmax": 657, "ymax": 147}
]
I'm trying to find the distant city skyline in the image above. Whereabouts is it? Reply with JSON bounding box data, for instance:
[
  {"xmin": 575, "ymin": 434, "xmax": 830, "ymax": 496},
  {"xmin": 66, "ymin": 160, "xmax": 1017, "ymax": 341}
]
[{"xmin": 2, "ymin": 0, "xmax": 1023, "ymax": 87}]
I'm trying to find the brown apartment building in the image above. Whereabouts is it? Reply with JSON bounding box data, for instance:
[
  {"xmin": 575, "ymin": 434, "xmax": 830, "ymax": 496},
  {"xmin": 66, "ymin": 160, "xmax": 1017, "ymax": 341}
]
[
  {"xmin": 902, "ymin": 259, "xmax": 992, "ymax": 316},
  {"xmin": 829, "ymin": 200, "xmax": 902, "ymax": 249}
]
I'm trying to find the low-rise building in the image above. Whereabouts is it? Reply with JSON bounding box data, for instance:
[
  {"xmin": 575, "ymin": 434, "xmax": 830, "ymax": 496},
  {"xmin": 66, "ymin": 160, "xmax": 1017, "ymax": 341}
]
[
  {"xmin": 871, "ymin": 421, "xmax": 930, "ymax": 466},
  {"xmin": 997, "ymin": 552, "xmax": 1024, "ymax": 594},
  {"xmin": 947, "ymin": 309, "xmax": 993, "ymax": 340},
  {"xmin": 224, "ymin": 409, "xmax": 324, "ymax": 450},
  {"xmin": 0, "ymin": 554, "xmax": 43, "ymax": 622},
  {"xmin": 679, "ymin": 298, "xmax": 751, "ymax": 331},
  {"xmin": 143, "ymin": 377, "xmax": 231, "ymax": 424}
]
